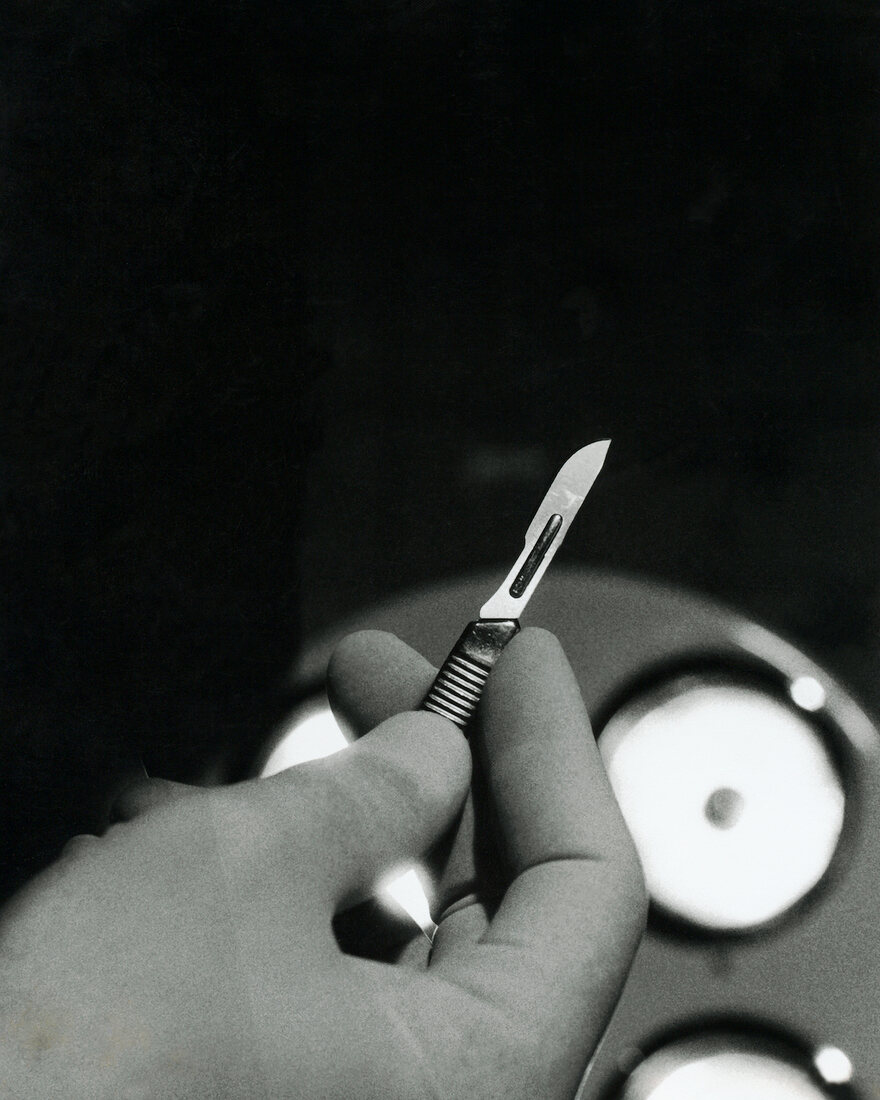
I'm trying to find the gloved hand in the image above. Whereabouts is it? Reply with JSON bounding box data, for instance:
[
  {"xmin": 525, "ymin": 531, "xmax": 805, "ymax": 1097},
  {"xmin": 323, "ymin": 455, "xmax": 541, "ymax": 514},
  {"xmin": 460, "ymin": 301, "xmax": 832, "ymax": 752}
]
[{"xmin": 1, "ymin": 628, "xmax": 645, "ymax": 1099}]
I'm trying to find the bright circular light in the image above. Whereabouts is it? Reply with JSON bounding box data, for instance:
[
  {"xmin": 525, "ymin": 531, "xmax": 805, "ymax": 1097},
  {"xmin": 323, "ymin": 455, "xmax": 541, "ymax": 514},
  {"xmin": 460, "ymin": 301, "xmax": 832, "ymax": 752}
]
[
  {"xmin": 813, "ymin": 1045, "xmax": 853, "ymax": 1084},
  {"xmin": 789, "ymin": 676, "xmax": 827, "ymax": 713},
  {"xmin": 259, "ymin": 697, "xmax": 435, "ymax": 933},
  {"xmin": 599, "ymin": 679, "xmax": 846, "ymax": 930},
  {"xmin": 620, "ymin": 1034, "xmax": 833, "ymax": 1099}
]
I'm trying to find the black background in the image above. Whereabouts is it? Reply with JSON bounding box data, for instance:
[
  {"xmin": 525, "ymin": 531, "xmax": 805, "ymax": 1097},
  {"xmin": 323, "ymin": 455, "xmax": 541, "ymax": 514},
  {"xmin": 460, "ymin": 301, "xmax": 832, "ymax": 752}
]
[{"xmin": 296, "ymin": 2, "xmax": 879, "ymax": 700}]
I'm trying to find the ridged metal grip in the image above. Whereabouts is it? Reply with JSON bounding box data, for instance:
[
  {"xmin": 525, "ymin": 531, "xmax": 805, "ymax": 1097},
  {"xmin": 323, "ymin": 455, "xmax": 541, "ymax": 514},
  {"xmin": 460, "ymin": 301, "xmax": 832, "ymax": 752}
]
[{"xmin": 422, "ymin": 619, "xmax": 520, "ymax": 731}]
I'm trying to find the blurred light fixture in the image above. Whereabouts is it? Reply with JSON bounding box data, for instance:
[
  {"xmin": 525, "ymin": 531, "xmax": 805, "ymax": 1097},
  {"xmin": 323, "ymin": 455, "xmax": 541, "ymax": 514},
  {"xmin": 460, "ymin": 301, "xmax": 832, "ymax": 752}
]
[
  {"xmin": 813, "ymin": 1045, "xmax": 853, "ymax": 1085},
  {"xmin": 598, "ymin": 676, "xmax": 846, "ymax": 931},
  {"xmin": 617, "ymin": 1033, "xmax": 838, "ymax": 1099},
  {"xmin": 789, "ymin": 676, "xmax": 827, "ymax": 713},
  {"xmin": 258, "ymin": 694, "xmax": 435, "ymax": 934}
]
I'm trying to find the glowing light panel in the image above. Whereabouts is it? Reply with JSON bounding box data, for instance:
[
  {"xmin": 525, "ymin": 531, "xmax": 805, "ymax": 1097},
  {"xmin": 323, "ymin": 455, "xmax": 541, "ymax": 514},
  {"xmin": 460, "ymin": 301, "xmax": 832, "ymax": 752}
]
[
  {"xmin": 599, "ymin": 680, "xmax": 845, "ymax": 930},
  {"xmin": 813, "ymin": 1045, "xmax": 853, "ymax": 1085},
  {"xmin": 621, "ymin": 1037, "xmax": 834, "ymax": 1099}
]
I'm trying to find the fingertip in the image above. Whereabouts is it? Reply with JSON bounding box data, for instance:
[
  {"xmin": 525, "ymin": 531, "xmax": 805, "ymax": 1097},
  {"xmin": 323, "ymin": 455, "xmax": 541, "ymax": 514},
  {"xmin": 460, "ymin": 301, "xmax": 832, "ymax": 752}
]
[
  {"xmin": 425, "ymin": 711, "xmax": 473, "ymax": 798},
  {"xmin": 485, "ymin": 626, "xmax": 586, "ymax": 726},
  {"xmin": 367, "ymin": 710, "xmax": 473, "ymax": 811},
  {"xmin": 506, "ymin": 625, "xmax": 566, "ymax": 662},
  {"xmin": 327, "ymin": 630, "xmax": 404, "ymax": 692},
  {"xmin": 327, "ymin": 630, "xmax": 437, "ymax": 735},
  {"xmin": 475, "ymin": 623, "xmax": 633, "ymax": 876}
]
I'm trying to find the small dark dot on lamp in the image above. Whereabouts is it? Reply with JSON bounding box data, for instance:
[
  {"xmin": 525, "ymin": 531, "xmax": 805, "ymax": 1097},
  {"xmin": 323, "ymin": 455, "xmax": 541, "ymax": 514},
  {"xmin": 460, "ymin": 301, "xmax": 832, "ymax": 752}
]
[{"xmin": 704, "ymin": 786, "xmax": 745, "ymax": 830}]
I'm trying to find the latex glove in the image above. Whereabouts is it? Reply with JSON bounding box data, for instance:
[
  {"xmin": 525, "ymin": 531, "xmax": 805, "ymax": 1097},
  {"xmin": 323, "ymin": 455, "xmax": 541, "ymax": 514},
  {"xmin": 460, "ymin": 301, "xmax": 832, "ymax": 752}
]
[
  {"xmin": 326, "ymin": 628, "xmax": 647, "ymax": 1099},
  {"xmin": 1, "ymin": 628, "xmax": 645, "ymax": 1099}
]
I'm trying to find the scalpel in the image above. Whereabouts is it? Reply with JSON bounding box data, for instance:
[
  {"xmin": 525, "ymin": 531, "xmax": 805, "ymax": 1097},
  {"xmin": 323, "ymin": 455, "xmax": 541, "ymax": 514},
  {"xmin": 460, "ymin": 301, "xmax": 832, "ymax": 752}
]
[{"xmin": 422, "ymin": 439, "xmax": 610, "ymax": 731}]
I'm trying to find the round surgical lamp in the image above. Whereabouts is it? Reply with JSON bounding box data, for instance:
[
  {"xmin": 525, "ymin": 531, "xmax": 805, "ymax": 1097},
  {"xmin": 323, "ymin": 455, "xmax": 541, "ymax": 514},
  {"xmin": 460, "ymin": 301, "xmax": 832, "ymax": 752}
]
[
  {"xmin": 610, "ymin": 1027, "xmax": 856, "ymax": 1099},
  {"xmin": 597, "ymin": 673, "xmax": 846, "ymax": 933}
]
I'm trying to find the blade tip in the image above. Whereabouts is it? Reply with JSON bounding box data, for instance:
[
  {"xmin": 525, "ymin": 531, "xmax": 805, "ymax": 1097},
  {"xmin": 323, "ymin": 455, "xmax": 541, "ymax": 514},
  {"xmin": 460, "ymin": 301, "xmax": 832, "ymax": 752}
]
[{"xmin": 588, "ymin": 438, "xmax": 611, "ymax": 461}]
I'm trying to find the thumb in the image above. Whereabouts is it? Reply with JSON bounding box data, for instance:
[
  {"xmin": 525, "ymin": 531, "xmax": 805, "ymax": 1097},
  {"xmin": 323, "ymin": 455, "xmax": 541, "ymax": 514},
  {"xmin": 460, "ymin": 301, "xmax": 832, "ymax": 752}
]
[{"xmin": 268, "ymin": 710, "xmax": 471, "ymax": 908}]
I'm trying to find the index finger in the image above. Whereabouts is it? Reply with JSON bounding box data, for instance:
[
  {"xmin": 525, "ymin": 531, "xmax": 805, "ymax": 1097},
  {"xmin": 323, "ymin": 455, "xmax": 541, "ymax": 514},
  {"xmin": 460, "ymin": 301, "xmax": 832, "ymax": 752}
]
[{"xmin": 430, "ymin": 629, "xmax": 647, "ymax": 1057}]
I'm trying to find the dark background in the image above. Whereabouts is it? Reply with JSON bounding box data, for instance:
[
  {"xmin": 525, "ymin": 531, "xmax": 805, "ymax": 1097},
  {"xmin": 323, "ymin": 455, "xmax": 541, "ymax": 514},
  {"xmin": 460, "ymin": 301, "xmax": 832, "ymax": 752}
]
[
  {"xmin": 2, "ymin": 1, "xmax": 878, "ymax": 890},
  {"xmin": 296, "ymin": 2, "xmax": 880, "ymax": 704}
]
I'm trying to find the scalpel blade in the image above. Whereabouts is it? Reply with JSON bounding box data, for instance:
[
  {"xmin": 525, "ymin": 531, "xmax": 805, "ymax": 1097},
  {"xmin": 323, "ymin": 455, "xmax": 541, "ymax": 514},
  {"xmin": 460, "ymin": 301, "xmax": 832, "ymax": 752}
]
[
  {"xmin": 479, "ymin": 439, "xmax": 610, "ymax": 619},
  {"xmin": 422, "ymin": 439, "xmax": 610, "ymax": 730}
]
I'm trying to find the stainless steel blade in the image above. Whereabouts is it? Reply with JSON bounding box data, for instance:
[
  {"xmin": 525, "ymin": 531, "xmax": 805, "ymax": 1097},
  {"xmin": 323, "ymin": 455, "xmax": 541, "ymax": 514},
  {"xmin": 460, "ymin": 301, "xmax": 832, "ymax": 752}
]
[{"xmin": 479, "ymin": 439, "xmax": 610, "ymax": 619}]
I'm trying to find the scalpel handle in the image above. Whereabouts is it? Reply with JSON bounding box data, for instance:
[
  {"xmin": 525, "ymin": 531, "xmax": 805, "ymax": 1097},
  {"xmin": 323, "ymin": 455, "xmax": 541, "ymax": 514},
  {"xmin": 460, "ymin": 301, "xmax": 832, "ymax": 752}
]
[{"xmin": 422, "ymin": 619, "xmax": 520, "ymax": 731}]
